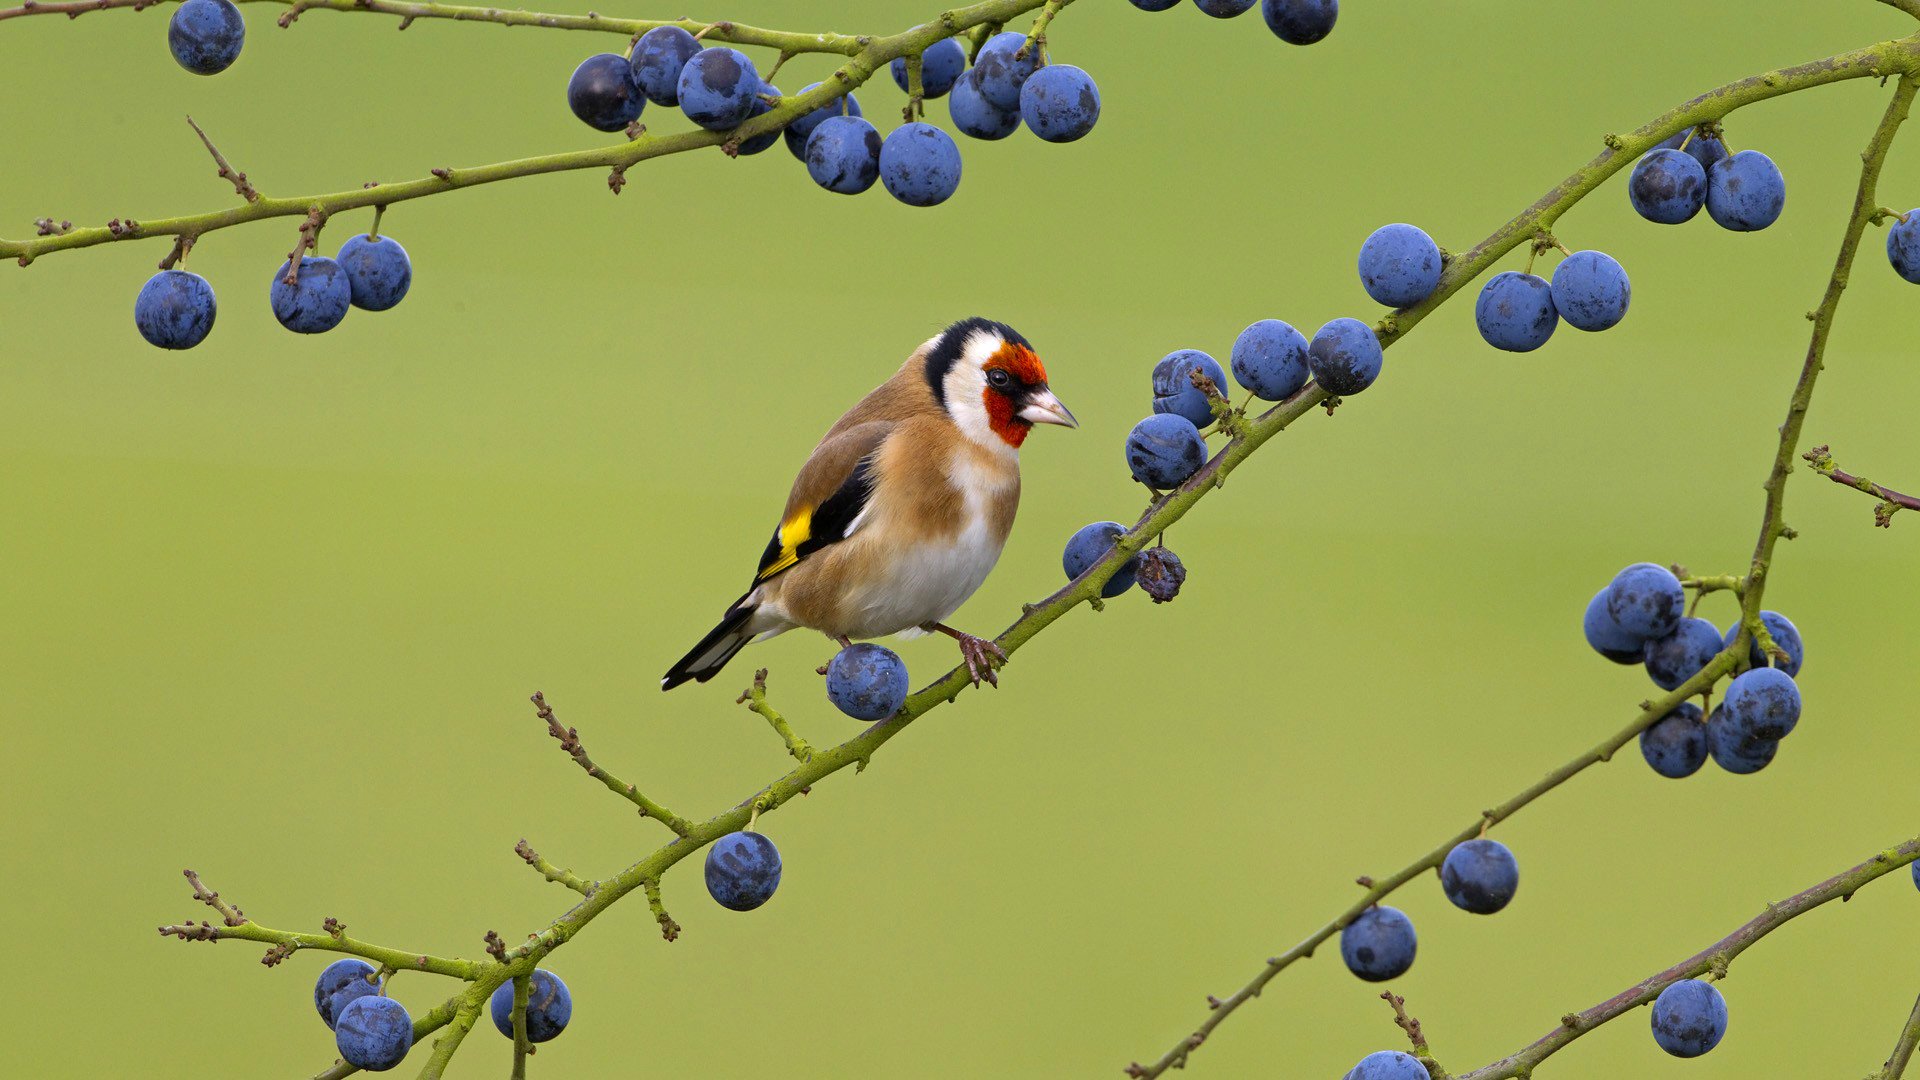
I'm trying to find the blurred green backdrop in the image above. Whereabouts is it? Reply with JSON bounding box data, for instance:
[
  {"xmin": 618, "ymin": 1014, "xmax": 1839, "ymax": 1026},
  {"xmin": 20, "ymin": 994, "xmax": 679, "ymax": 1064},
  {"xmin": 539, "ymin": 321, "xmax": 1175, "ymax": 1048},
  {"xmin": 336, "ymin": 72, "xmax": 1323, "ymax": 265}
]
[{"xmin": 3, "ymin": 1, "xmax": 1918, "ymax": 1076}]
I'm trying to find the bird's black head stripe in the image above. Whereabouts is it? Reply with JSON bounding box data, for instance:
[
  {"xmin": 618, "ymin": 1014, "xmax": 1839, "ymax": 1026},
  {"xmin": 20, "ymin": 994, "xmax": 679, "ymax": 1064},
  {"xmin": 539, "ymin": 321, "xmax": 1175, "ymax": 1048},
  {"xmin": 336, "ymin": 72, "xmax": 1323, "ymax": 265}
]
[{"xmin": 924, "ymin": 316, "xmax": 1031, "ymax": 407}]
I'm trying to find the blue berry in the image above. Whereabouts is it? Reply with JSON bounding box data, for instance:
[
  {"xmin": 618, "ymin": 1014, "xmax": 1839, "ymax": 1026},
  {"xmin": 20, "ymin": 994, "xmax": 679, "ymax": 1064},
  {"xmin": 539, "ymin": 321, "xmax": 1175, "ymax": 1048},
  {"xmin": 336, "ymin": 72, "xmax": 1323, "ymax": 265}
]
[
  {"xmin": 1640, "ymin": 702, "xmax": 1708, "ymax": 779},
  {"xmin": 826, "ymin": 643, "xmax": 908, "ymax": 720},
  {"xmin": 1629, "ymin": 149, "xmax": 1707, "ymax": 225},
  {"xmin": 971, "ymin": 31, "xmax": 1039, "ymax": 110},
  {"xmin": 1063, "ymin": 522, "xmax": 1139, "ymax": 598},
  {"xmin": 1707, "ymin": 704, "xmax": 1777, "ymax": 775},
  {"xmin": 168, "ymin": 0, "xmax": 244, "ymax": 76},
  {"xmin": 890, "ymin": 37, "xmax": 967, "ymax": 99},
  {"xmin": 335, "ymin": 995, "xmax": 413, "ymax": 1072},
  {"xmin": 1650, "ymin": 979, "xmax": 1727, "ymax": 1058},
  {"xmin": 1261, "ymin": 0, "xmax": 1338, "ymax": 44},
  {"xmin": 134, "ymin": 269, "xmax": 217, "ymax": 350},
  {"xmin": 1583, "ymin": 588, "xmax": 1646, "ymax": 664},
  {"xmin": 1440, "ymin": 838, "xmax": 1519, "ymax": 915},
  {"xmin": 784, "ymin": 84, "xmax": 862, "ymax": 161},
  {"xmin": 1340, "ymin": 906, "xmax": 1416, "ymax": 982},
  {"xmin": 1724, "ymin": 667, "xmax": 1800, "ymax": 741},
  {"xmin": 705, "ymin": 830, "xmax": 782, "ymax": 911},
  {"xmin": 1664, "ymin": 130, "xmax": 1729, "ymax": 172},
  {"xmin": 1130, "ymin": 0, "xmax": 1184, "ymax": 9},
  {"xmin": 949, "ymin": 70, "xmax": 1022, "ymax": 140},
  {"xmin": 336, "ymin": 235, "xmax": 412, "ymax": 312},
  {"xmin": 1887, "ymin": 211, "xmax": 1920, "ymax": 283},
  {"xmin": 735, "ymin": 81, "xmax": 783, "ymax": 157},
  {"xmin": 1019, "ymin": 64, "xmax": 1101, "ymax": 143},
  {"xmin": 879, "ymin": 122, "xmax": 962, "ymax": 206},
  {"xmin": 567, "ymin": 53, "xmax": 644, "ymax": 133},
  {"xmin": 1603, "ymin": 563, "xmax": 1683, "ymax": 640},
  {"xmin": 270, "ymin": 257, "xmax": 352, "ymax": 335},
  {"xmin": 1642, "ymin": 616, "xmax": 1722, "ymax": 692},
  {"xmin": 1357, "ymin": 223, "xmax": 1442, "ymax": 308},
  {"xmin": 1342, "ymin": 1050, "xmax": 1425, "ymax": 1080},
  {"xmin": 1195, "ymin": 0, "xmax": 1256, "ymax": 16},
  {"xmin": 488, "ymin": 970, "xmax": 572, "ymax": 1043},
  {"xmin": 630, "ymin": 25, "xmax": 700, "ymax": 106},
  {"xmin": 1722, "ymin": 611, "xmax": 1803, "ymax": 677},
  {"xmin": 1549, "ymin": 250, "xmax": 1630, "ymax": 332},
  {"xmin": 1125, "ymin": 414, "xmax": 1208, "ymax": 489},
  {"xmin": 313, "ymin": 958, "xmax": 379, "ymax": 1031},
  {"xmin": 1307, "ymin": 317, "xmax": 1384, "ymax": 395},
  {"xmin": 1707, "ymin": 150, "xmax": 1786, "ymax": 232},
  {"xmin": 677, "ymin": 47, "xmax": 759, "ymax": 131},
  {"xmin": 1230, "ymin": 319, "xmax": 1310, "ymax": 401},
  {"xmin": 1151, "ymin": 349, "xmax": 1229, "ymax": 427},
  {"xmin": 806, "ymin": 115, "xmax": 882, "ymax": 195},
  {"xmin": 1475, "ymin": 271, "xmax": 1557, "ymax": 352}
]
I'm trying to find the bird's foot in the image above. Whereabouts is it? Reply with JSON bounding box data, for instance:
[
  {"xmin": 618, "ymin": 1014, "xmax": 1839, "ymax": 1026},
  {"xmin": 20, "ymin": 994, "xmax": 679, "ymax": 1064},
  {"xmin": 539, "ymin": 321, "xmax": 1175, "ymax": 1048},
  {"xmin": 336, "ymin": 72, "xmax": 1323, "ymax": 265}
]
[{"xmin": 953, "ymin": 632, "xmax": 1007, "ymax": 688}]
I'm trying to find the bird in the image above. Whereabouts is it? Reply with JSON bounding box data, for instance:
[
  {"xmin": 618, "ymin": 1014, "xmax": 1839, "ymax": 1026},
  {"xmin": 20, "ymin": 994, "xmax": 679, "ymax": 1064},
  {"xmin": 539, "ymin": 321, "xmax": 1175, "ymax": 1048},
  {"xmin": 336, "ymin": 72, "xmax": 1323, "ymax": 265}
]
[{"xmin": 662, "ymin": 317, "xmax": 1076, "ymax": 692}]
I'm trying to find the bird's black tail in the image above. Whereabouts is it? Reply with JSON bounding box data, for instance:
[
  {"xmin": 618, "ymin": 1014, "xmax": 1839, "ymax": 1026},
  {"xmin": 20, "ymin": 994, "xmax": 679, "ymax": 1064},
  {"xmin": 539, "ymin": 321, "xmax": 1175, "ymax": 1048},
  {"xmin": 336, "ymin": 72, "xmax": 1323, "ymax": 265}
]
[{"xmin": 661, "ymin": 598, "xmax": 758, "ymax": 691}]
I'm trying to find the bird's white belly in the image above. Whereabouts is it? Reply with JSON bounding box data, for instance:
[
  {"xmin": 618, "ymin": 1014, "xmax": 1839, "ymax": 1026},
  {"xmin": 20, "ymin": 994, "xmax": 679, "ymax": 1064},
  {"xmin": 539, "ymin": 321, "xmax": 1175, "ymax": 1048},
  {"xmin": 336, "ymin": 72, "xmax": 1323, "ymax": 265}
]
[{"xmin": 845, "ymin": 458, "xmax": 1011, "ymax": 639}]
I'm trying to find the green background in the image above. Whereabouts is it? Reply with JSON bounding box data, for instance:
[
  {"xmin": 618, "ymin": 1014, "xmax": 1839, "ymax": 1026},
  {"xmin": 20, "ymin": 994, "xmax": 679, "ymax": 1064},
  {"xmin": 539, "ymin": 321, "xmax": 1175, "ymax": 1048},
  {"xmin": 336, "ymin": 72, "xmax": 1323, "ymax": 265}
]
[{"xmin": 2, "ymin": 1, "xmax": 1917, "ymax": 1076}]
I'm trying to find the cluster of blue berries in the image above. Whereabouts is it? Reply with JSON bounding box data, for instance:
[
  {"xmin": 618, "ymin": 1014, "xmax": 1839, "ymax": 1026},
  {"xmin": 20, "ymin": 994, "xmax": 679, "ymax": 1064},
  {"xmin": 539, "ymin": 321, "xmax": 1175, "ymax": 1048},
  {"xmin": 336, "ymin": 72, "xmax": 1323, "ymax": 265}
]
[
  {"xmin": 567, "ymin": 27, "xmax": 1103, "ymax": 209},
  {"xmin": 1630, "ymin": 128, "xmax": 1786, "ymax": 231},
  {"xmin": 310, "ymin": 958, "xmax": 571, "ymax": 1071},
  {"xmin": 131, "ymin": 231, "xmax": 413, "ymax": 349},
  {"xmin": 1473, "ymin": 247, "xmax": 1630, "ymax": 353},
  {"xmin": 1581, "ymin": 562, "xmax": 1807, "ymax": 778},
  {"xmin": 1130, "ymin": 0, "xmax": 1339, "ymax": 47},
  {"xmin": 1336, "ymin": 837, "xmax": 1521, "ymax": 990}
]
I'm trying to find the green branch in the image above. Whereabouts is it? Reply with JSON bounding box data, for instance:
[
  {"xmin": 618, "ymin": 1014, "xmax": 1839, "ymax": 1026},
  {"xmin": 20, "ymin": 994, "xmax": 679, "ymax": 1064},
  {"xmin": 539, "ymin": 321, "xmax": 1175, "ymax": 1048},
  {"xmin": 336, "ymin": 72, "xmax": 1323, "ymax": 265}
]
[
  {"xmin": 532, "ymin": 691, "xmax": 694, "ymax": 835},
  {"xmin": 1875, "ymin": 992, "xmax": 1920, "ymax": 1080}
]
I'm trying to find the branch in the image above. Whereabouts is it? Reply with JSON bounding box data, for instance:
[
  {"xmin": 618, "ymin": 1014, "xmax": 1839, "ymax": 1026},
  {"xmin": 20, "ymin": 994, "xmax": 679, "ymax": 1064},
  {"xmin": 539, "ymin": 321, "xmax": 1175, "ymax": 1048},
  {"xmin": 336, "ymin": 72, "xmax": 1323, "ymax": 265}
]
[
  {"xmin": 1877, "ymin": 993, "xmax": 1920, "ymax": 1080},
  {"xmin": 514, "ymin": 839, "xmax": 593, "ymax": 896},
  {"xmin": 308, "ymin": 997, "xmax": 460, "ymax": 1080},
  {"xmin": 1803, "ymin": 443, "xmax": 1920, "ymax": 527},
  {"xmin": 184, "ymin": 115, "xmax": 259, "ymax": 203},
  {"xmin": 509, "ymin": 974, "xmax": 531, "ymax": 1080},
  {"xmin": 1456, "ymin": 836, "xmax": 1920, "ymax": 1079},
  {"xmin": 159, "ymin": 874, "xmax": 481, "ymax": 979},
  {"xmin": 532, "ymin": 691, "xmax": 692, "ymax": 836},
  {"xmin": 737, "ymin": 669, "xmax": 814, "ymax": 763},
  {"xmin": 1879, "ymin": 0, "xmax": 1920, "ymax": 21},
  {"xmin": 0, "ymin": 0, "xmax": 1068, "ymax": 266}
]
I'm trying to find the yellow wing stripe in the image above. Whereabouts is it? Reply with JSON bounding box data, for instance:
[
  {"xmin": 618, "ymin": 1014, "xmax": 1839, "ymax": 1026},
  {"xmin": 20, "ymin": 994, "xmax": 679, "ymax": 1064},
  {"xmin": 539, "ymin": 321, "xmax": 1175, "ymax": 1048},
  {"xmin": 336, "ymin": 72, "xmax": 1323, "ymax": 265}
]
[{"xmin": 758, "ymin": 507, "xmax": 813, "ymax": 581}]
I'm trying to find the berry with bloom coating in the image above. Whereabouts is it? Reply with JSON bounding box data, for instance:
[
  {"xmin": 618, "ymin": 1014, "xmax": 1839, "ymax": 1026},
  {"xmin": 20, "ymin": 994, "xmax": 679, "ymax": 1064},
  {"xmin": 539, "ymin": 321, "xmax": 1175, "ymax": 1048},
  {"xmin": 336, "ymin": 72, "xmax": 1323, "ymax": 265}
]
[
  {"xmin": 335, "ymin": 996, "xmax": 413, "ymax": 1072},
  {"xmin": 1063, "ymin": 522, "xmax": 1139, "ymax": 598},
  {"xmin": 630, "ymin": 25, "xmax": 700, "ymax": 105},
  {"xmin": 567, "ymin": 53, "xmax": 644, "ymax": 132},
  {"xmin": 336, "ymin": 234, "xmax": 412, "ymax": 312},
  {"xmin": 168, "ymin": 0, "xmax": 244, "ymax": 76},
  {"xmin": 488, "ymin": 970, "xmax": 572, "ymax": 1043},
  {"xmin": 1230, "ymin": 319, "xmax": 1310, "ymax": 401},
  {"xmin": 825, "ymin": 643, "xmax": 908, "ymax": 720},
  {"xmin": 1125, "ymin": 414, "xmax": 1207, "ymax": 489},
  {"xmin": 1307, "ymin": 317, "xmax": 1384, "ymax": 395},
  {"xmin": 1356, "ymin": 223, "xmax": 1442, "ymax": 308},
  {"xmin": 134, "ymin": 270, "xmax": 217, "ymax": 350},
  {"xmin": 1151, "ymin": 349, "xmax": 1229, "ymax": 427},
  {"xmin": 1650, "ymin": 979, "xmax": 1728, "ymax": 1058},
  {"xmin": 1019, "ymin": 64, "xmax": 1101, "ymax": 143},
  {"xmin": 313, "ymin": 958, "xmax": 379, "ymax": 1030},
  {"xmin": 1475, "ymin": 271, "xmax": 1558, "ymax": 352},
  {"xmin": 1261, "ymin": 0, "xmax": 1338, "ymax": 44},
  {"xmin": 1640, "ymin": 702, "xmax": 1708, "ymax": 779},
  {"xmin": 879, "ymin": 122, "xmax": 962, "ymax": 207},
  {"xmin": 1549, "ymin": 250, "xmax": 1630, "ymax": 332},
  {"xmin": 270, "ymin": 258, "xmax": 352, "ymax": 335},
  {"xmin": 1440, "ymin": 838, "xmax": 1519, "ymax": 914},
  {"xmin": 1340, "ymin": 906, "xmax": 1416, "ymax": 981},
  {"xmin": 890, "ymin": 37, "xmax": 967, "ymax": 98},
  {"xmin": 678, "ymin": 47, "xmax": 760, "ymax": 131},
  {"xmin": 1629, "ymin": 148, "xmax": 1707, "ymax": 224},
  {"xmin": 1724, "ymin": 667, "xmax": 1800, "ymax": 741},
  {"xmin": 806, "ymin": 116, "xmax": 882, "ymax": 195},
  {"xmin": 1706, "ymin": 150, "xmax": 1786, "ymax": 232},
  {"xmin": 705, "ymin": 831, "xmax": 782, "ymax": 911}
]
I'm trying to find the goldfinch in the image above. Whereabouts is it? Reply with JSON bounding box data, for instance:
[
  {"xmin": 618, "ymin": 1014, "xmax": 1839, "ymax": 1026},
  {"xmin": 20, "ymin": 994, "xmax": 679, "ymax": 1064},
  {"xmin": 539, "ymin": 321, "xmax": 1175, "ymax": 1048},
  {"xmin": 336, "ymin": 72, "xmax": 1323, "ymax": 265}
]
[{"xmin": 662, "ymin": 317, "xmax": 1076, "ymax": 691}]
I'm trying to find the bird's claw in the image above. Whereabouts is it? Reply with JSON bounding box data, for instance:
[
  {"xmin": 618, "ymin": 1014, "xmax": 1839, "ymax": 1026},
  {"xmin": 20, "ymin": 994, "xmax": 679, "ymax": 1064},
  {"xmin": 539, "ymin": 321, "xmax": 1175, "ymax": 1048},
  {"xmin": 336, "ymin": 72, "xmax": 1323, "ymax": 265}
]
[{"xmin": 955, "ymin": 633, "xmax": 1007, "ymax": 688}]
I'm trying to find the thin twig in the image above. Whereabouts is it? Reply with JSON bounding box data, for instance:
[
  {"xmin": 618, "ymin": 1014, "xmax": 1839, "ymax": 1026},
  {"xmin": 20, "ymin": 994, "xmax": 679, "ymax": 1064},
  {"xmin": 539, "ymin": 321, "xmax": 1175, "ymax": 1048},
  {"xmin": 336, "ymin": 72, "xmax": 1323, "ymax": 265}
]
[
  {"xmin": 514, "ymin": 839, "xmax": 593, "ymax": 896},
  {"xmin": 1803, "ymin": 443, "xmax": 1920, "ymax": 527},
  {"xmin": 737, "ymin": 670, "xmax": 814, "ymax": 763},
  {"xmin": 1876, "ymin": 993, "xmax": 1920, "ymax": 1080},
  {"xmin": 185, "ymin": 115, "xmax": 260, "ymax": 202},
  {"xmin": 531, "ymin": 692, "xmax": 694, "ymax": 835},
  {"xmin": 509, "ymin": 974, "xmax": 532, "ymax": 1080}
]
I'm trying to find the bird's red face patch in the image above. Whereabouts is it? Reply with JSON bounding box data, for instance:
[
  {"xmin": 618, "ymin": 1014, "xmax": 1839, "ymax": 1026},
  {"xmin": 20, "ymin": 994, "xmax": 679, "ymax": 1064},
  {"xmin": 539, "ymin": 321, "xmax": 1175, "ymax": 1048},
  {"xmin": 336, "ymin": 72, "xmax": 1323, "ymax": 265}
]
[{"xmin": 982, "ymin": 344, "xmax": 1048, "ymax": 448}]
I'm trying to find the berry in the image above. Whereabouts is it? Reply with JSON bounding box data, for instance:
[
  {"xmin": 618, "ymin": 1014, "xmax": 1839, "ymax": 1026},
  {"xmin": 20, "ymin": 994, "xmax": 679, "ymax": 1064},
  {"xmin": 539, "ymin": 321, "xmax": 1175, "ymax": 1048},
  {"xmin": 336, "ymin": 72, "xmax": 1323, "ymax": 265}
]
[
  {"xmin": 890, "ymin": 37, "xmax": 967, "ymax": 99},
  {"xmin": 1706, "ymin": 150, "xmax": 1786, "ymax": 232},
  {"xmin": 269, "ymin": 258, "xmax": 352, "ymax": 335},
  {"xmin": 1724, "ymin": 667, "xmax": 1800, "ymax": 741},
  {"xmin": 1356, "ymin": 223, "xmax": 1442, "ymax": 308},
  {"xmin": 1583, "ymin": 588, "xmax": 1645, "ymax": 665},
  {"xmin": 566, "ymin": 53, "xmax": 644, "ymax": 133},
  {"xmin": 1343, "ymin": 1051, "xmax": 1425, "ymax": 1080},
  {"xmin": 335, "ymin": 995, "xmax": 413, "ymax": 1072},
  {"xmin": 1307, "ymin": 317, "xmax": 1384, "ymax": 395},
  {"xmin": 735, "ymin": 81, "xmax": 783, "ymax": 156},
  {"xmin": 1603, "ymin": 563, "xmax": 1683, "ymax": 640},
  {"xmin": 1019, "ymin": 64, "xmax": 1101, "ymax": 143},
  {"xmin": 313, "ymin": 958, "xmax": 379, "ymax": 1031},
  {"xmin": 1261, "ymin": 0, "xmax": 1338, "ymax": 44},
  {"xmin": 705, "ymin": 830, "xmax": 782, "ymax": 911},
  {"xmin": 336, "ymin": 235, "xmax": 412, "ymax": 312},
  {"xmin": 1657, "ymin": 130, "xmax": 1729, "ymax": 173},
  {"xmin": 1195, "ymin": 0, "xmax": 1256, "ymax": 16},
  {"xmin": 1440, "ymin": 838, "xmax": 1519, "ymax": 914},
  {"xmin": 1130, "ymin": 0, "xmax": 1184, "ymax": 9},
  {"xmin": 1722, "ymin": 611, "xmax": 1803, "ymax": 677},
  {"xmin": 168, "ymin": 0, "xmax": 244, "ymax": 76},
  {"xmin": 1549, "ymin": 250, "xmax": 1630, "ymax": 332},
  {"xmin": 1650, "ymin": 979, "xmax": 1727, "ymax": 1058},
  {"xmin": 805, "ymin": 115, "xmax": 882, "ymax": 195},
  {"xmin": 1887, "ymin": 210, "xmax": 1920, "ymax": 283},
  {"xmin": 1340, "ymin": 906, "xmax": 1416, "ymax": 982},
  {"xmin": 488, "ymin": 970, "xmax": 572, "ymax": 1043},
  {"xmin": 1125, "ymin": 414, "xmax": 1208, "ymax": 489},
  {"xmin": 825, "ymin": 643, "xmax": 909, "ymax": 720},
  {"xmin": 1136, "ymin": 547, "xmax": 1187, "ymax": 604},
  {"xmin": 1475, "ymin": 271, "xmax": 1558, "ymax": 352},
  {"xmin": 1151, "ymin": 349, "xmax": 1229, "ymax": 427},
  {"xmin": 1707, "ymin": 704, "xmax": 1777, "ymax": 775},
  {"xmin": 677, "ymin": 47, "xmax": 759, "ymax": 131},
  {"xmin": 134, "ymin": 269, "xmax": 217, "ymax": 350},
  {"xmin": 1640, "ymin": 702, "xmax": 1708, "ymax": 779},
  {"xmin": 879, "ymin": 122, "xmax": 963, "ymax": 207},
  {"xmin": 1629, "ymin": 148, "xmax": 1707, "ymax": 225},
  {"xmin": 784, "ymin": 84, "xmax": 863, "ymax": 160},
  {"xmin": 1642, "ymin": 616, "xmax": 1722, "ymax": 692},
  {"xmin": 1230, "ymin": 319, "xmax": 1310, "ymax": 401},
  {"xmin": 972, "ymin": 32, "xmax": 1040, "ymax": 110},
  {"xmin": 949, "ymin": 70, "xmax": 1022, "ymax": 140},
  {"xmin": 1063, "ymin": 522, "xmax": 1140, "ymax": 598},
  {"xmin": 630, "ymin": 25, "xmax": 701, "ymax": 106}
]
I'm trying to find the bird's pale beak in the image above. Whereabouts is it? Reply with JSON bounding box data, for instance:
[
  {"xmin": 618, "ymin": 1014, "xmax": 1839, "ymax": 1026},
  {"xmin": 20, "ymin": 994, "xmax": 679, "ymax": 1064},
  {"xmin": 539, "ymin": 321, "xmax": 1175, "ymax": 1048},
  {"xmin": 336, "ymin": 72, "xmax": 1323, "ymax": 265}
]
[{"xmin": 1020, "ymin": 388, "xmax": 1078, "ymax": 428}]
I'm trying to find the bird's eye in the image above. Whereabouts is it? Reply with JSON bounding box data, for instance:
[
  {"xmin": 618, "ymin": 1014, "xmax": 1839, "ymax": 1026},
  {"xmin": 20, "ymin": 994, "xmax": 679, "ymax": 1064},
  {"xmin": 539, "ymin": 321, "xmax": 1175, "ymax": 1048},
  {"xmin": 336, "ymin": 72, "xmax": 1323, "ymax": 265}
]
[{"xmin": 986, "ymin": 369, "xmax": 1013, "ymax": 389}]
